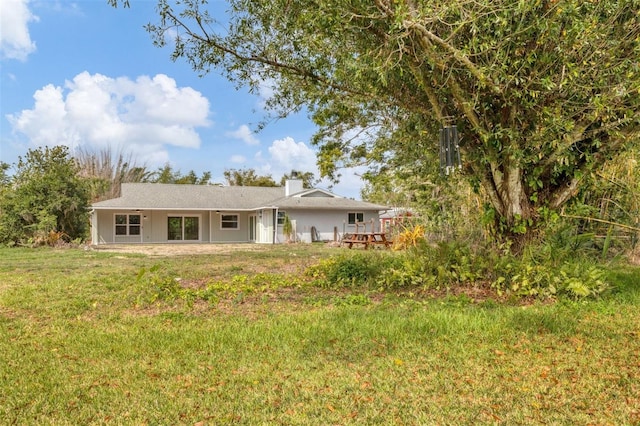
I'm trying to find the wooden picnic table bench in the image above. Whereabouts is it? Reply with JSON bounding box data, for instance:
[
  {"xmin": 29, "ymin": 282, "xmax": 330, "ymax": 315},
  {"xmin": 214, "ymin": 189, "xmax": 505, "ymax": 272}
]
[{"xmin": 342, "ymin": 232, "xmax": 392, "ymax": 249}]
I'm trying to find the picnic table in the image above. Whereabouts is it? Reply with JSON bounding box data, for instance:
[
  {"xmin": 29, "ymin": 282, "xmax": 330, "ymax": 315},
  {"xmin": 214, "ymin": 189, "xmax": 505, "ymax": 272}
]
[
  {"xmin": 341, "ymin": 221, "xmax": 393, "ymax": 249},
  {"xmin": 341, "ymin": 232, "xmax": 392, "ymax": 249}
]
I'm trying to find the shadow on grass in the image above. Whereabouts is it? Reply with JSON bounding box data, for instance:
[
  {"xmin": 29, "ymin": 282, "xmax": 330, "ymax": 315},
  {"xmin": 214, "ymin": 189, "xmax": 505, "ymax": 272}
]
[
  {"xmin": 604, "ymin": 265, "xmax": 640, "ymax": 303},
  {"xmin": 506, "ymin": 307, "xmax": 579, "ymax": 336}
]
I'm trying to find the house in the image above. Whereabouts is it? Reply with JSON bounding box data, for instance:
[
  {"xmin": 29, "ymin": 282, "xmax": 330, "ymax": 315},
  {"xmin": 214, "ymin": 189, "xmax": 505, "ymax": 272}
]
[{"xmin": 90, "ymin": 180, "xmax": 388, "ymax": 245}]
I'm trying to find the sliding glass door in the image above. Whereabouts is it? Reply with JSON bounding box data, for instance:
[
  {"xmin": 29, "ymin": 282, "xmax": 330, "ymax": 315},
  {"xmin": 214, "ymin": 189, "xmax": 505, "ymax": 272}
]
[{"xmin": 168, "ymin": 216, "xmax": 200, "ymax": 241}]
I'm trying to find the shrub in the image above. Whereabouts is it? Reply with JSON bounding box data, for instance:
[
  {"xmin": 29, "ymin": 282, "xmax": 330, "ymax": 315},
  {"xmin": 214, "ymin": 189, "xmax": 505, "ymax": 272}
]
[
  {"xmin": 282, "ymin": 214, "xmax": 293, "ymax": 242},
  {"xmin": 490, "ymin": 256, "xmax": 609, "ymax": 300},
  {"xmin": 378, "ymin": 241, "xmax": 482, "ymax": 290},
  {"xmin": 305, "ymin": 251, "xmax": 401, "ymax": 289},
  {"xmin": 0, "ymin": 146, "xmax": 90, "ymax": 245},
  {"xmin": 307, "ymin": 241, "xmax": 610, "ymax": 300}
]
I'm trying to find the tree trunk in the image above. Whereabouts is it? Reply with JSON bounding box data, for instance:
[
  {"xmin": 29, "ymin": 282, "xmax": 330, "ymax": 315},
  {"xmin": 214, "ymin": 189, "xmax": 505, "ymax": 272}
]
[{"xmin": 485, "ymin": 161, "xmax": 539, "ymax": 255}]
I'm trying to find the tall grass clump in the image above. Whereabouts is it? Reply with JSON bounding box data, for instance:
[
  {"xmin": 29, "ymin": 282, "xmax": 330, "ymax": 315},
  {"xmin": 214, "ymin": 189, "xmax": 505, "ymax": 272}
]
[{"xmin": 553, "ymin": 149, "xmax": 639, "ymax": 261}]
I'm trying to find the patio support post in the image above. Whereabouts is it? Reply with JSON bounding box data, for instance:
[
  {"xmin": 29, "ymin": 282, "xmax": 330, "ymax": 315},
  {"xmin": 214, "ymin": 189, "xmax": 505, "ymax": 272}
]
[{"xmin": 272, "ymin": 207, "xmax": 278, "ymax": 244}]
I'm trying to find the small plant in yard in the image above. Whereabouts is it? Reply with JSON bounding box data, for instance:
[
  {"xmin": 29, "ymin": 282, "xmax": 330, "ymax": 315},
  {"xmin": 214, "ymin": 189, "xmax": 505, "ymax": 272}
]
[
  {"xmin": 305, "ymin": 251, "xmax": 401, "ymax": 289},
  {"xmin": 332, "ymin": 293, "xmax": 371, "ymax": 306},
  {"xmin": 282, "ymin": 213, "xmax": 294, "ymax": 242},
  {"xmin": 136, "ymin": 264, "xmax": 196, "ymax": 306},
  {"xmin": 392, "ymin": 223, "xmax": 426, "ymax": 250}
]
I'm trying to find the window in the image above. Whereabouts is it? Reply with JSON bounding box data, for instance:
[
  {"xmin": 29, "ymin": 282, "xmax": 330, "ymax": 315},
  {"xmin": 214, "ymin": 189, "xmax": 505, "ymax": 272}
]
[
  {"xmin": 220, "ymin": 214, "xmax": 239, "ymax": 230},
  {"xmin": 348, "ymin": 212, "xmax": 364, "ymax": 225},
  {"xmin": 115, "ymin": 214, "xmax": 141, "ymax": 236},
  {"xmin": 277, "ymin": 211, "xmax": 287, "ymax": 225},
  {"xmin": 168, "ymin": 216, "xmax": 199, "ymax": 241}
]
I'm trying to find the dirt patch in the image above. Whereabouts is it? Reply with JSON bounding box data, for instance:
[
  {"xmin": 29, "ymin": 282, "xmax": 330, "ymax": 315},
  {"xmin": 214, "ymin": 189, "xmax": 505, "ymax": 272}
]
[{"xmin": 91, "ymin": 243, "xmax": 279, "ymax": 257}]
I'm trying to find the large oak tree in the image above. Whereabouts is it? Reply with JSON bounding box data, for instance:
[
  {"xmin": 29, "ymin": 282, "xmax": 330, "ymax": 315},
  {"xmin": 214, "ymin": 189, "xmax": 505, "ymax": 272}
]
[{"xmin": 113, "ymin": 0, "xmax": 640, "ymax": 251}]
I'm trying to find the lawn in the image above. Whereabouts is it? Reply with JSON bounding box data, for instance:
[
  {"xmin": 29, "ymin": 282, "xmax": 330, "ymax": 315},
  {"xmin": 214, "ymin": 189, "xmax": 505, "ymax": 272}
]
[{"xmin": 1, "ymin": 246, "xmax": 639, "ymax": 425}]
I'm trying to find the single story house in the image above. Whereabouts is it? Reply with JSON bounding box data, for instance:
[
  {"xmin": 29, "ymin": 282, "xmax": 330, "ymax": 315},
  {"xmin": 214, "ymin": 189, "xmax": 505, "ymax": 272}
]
[{"xmin": 90, "ymin": 180, "xmax": 388, "ymax": 244}]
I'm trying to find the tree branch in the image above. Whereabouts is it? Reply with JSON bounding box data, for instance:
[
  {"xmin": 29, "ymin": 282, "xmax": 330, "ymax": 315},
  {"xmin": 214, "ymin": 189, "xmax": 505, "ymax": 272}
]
[
  {"xmin": 478, "ymin": 161, "xmax": 505, "ymax": 217},
  {"xmin": 549, "ymin": 175, "xmax": 583, "ymax": 209},
  {"xmin": 162, "ymin": 8, "xmax": 370, "ymax": 99},
  {"xmin": 560, "ymin": 213, "xmax": 640, "ymax": 232},
  {"xmin": 403, "ymin": 20, "xmax": 502, "ymax": 95},
  {"xmin": 407, "ymin": 63, "xmax": 445, "ymax": 121},
  {"xmin": 547, "ymin": 124, "xmax": 638, "ymax": 210}
]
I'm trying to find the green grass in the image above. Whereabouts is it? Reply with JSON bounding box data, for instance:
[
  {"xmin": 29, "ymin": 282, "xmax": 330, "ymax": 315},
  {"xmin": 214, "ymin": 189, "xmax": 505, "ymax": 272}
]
[{"xmin": 1, "ymin": 247, "xmax": 639, "ymax": 424}]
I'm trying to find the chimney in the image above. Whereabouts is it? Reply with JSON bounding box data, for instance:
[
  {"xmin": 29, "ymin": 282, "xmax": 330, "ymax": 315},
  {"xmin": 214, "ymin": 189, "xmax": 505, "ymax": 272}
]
[{"xmin": 285, "ymin": 179, "xmax": 304, "ymax": 196}]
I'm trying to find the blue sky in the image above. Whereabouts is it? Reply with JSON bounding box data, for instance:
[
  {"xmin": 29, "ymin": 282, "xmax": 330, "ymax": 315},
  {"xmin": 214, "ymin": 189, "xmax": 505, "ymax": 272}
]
[{"xmin": 0, "ymin": 0, "xmax": 365, "ymax": 198}]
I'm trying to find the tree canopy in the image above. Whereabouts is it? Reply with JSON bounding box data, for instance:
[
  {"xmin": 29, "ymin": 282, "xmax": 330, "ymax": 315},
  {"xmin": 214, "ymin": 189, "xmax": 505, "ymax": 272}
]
[
  {"xmin": 113, "ymin": 0, "xmax": 640, "ymax": 250},
  {"xmin": 150, "ymin": 163, "xmax": 212, "ymax": 185},
  {"xmin": 223, "ymin": 168, "xmax": 278, "ymax": 187},
  {"xmin": 280, "ymin": 170, "xmax": 317, "ymax": 189},
  {"xmin": 0, "ymin": 162, "xmax": 10, "ymax": 187},
  {"xmin": 75, "ymin": 149, "xmax": 212, "ymax": 201},
  {"xmin": 0, "ymin": 146, "xmax": 90, "ymax": 245},
  {"xmin": 223, "ymin": 168, "xmax": 316, "ymax": 187}
]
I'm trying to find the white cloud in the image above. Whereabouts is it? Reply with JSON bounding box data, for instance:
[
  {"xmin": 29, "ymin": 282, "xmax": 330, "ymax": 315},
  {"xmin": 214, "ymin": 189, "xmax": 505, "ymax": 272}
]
[
  {"xmin": 265, "ymin": 136, "xmax": 317, "ymax": 175},
  {"xmin": 230, "ymin": 154, "xmax": 246, "ymax": 163},
  {"xmin": 319, "ymin": 166, "xmax": 367, "ymax": 199},
  {"xmin": 256, "ymin": 136, "xmax": 364, "ymax": 199},
  {"xmin": 6, "ymin": 71, "xmax": 211, "ymax": 164},
  {"xmin": 163, "ymin": 27, "xmax": 179, "ymax": 45},
  {"xmin": 256, "ymin": 78, "xmax": 276, "ymax": 110},
  {"xmin": 0, "ymin": 0, "xmax": 38, "ymax": 61},
  {"xmin": 226, "ymin": 124, "xmax": 259, "ymax": 146}
]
